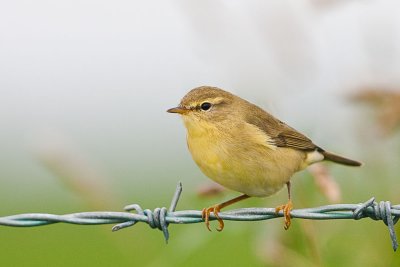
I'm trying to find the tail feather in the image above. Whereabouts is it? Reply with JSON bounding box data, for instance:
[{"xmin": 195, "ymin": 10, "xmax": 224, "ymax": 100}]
[{"xmin": 321, "ymin": 151, "xmax": 362, "ymax": 167}]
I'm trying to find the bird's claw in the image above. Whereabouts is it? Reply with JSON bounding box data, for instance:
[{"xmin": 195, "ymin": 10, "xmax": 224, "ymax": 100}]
[
  {"xmin": 275, "ymin": 199, "xmax": 293, "ymax": 230},
  {"xmin": 202, "ymin": 205, "xmax": 224, "ymax": 231}
]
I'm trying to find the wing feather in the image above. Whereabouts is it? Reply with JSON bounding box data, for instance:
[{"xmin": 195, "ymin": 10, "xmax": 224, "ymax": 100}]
[{"xmin": 244, "ymin": 104, "xmax": 320, "ymax": 151}]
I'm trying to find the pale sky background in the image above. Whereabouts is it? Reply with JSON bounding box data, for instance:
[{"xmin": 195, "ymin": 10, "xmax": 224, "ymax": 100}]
[{"xmin": 1, "ymin": 0, "xmax": 400, "ymax": 198}]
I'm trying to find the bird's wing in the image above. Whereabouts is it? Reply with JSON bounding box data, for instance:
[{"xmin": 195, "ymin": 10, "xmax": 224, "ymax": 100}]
[
  {"xmin": 245, "ymin": 106, "xmax": 320, "ymax": 151},
  {"xmin": 272, "ymin": 126, "xmax": 318, "ymax": 150}
]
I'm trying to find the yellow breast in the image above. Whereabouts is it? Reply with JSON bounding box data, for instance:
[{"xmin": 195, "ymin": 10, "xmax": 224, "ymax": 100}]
[{"xmin": 183, "ymin": 116, "xmax": 306, "ymax": 197}]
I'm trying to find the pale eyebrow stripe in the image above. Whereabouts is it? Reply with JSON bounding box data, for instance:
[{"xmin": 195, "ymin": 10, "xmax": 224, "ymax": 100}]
[{"xmin": 201, "ymin": 97, "xmax": 225, "ymax": 105}]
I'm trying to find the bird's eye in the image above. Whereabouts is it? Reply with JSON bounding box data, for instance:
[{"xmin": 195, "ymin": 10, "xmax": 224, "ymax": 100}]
[{"xmin": 200, "ymin": 102, "xmax": 212, "ymax": 111}]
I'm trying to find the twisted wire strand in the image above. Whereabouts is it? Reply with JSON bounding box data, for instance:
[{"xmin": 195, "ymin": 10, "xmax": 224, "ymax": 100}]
[{"xmin": 0, "ymin": 182, "xmax": 399, "ymax": 250}]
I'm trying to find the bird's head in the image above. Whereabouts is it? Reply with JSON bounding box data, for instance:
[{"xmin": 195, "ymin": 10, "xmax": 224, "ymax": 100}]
[{"xmin": 167, "ymin": 86, "xmax": 240, "ymax": 132}]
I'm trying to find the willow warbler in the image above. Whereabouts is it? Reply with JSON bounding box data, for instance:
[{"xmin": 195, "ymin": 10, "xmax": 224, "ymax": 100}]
[{"xmin": 167, "ymin": 86, "xmax": 361, "ymax": 231}]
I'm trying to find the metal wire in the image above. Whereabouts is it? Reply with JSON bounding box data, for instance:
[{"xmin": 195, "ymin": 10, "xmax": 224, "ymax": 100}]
[{"xmin": 1, "ymin": 182, "xmax": 399, "ymax": 251}]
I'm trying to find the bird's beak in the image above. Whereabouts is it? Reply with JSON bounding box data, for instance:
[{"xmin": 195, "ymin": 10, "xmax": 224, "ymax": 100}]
[{"xmin": 167, "ymin": 106, "xmax": 189, "ymax": 115}]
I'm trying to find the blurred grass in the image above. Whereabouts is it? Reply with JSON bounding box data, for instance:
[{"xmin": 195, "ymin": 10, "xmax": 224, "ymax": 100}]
[{"xmin": 1, "ymin": 136, "xmax": 400, "ymax": 266}]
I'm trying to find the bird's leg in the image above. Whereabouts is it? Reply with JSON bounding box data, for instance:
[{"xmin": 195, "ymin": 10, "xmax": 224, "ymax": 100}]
[
  {"xmin": 275, "ymin": 181, "xmax": 293, "ymax": 230},
  {"xmin": 202, "ymin": 194, "xmax": 250, "ymax": 232}
]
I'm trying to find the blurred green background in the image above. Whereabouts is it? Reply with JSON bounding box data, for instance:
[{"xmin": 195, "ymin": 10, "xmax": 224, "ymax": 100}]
[{"xmin": 1, "ymin": 1, "xmax": 400, "ymax": 266}]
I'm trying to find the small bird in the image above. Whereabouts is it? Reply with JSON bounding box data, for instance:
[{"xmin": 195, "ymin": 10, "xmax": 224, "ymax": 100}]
[{"xmin": 167, "ymin": 86, "xmax": 361, "ymax": 231}]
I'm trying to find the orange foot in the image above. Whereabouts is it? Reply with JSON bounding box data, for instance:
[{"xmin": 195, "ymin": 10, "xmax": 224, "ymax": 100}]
[
  {"xmin": 275, "ymin": 199, "xmax": 293, "ymax": 230},
  {"xmin": 202, "ymin": 205, "xmax": 224, "ymax": 231}
]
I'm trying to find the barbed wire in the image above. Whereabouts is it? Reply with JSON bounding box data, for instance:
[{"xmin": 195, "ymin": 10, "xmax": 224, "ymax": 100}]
[{"xmin": 1, "ymin": 182, "xmax": 399, "ymax": 251}]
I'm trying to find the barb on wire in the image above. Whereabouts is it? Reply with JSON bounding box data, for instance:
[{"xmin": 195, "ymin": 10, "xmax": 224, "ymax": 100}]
[{"xmin": 0, "ymin": 182, "xmax": 399, "ymax": 250}]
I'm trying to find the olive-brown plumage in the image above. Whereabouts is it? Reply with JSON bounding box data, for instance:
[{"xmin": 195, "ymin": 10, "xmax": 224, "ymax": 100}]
[{"xmin": 168, "ymin": 86, "xmax": 361, "ymax": 230}]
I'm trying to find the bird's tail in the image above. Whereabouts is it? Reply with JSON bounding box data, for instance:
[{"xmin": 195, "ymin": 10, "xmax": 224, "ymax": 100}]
[{"xmin": 321, "ymin": 151, "xmax": 362, "ymax": 167}]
